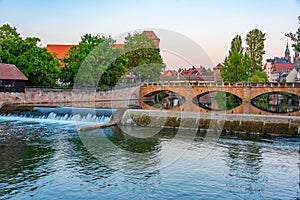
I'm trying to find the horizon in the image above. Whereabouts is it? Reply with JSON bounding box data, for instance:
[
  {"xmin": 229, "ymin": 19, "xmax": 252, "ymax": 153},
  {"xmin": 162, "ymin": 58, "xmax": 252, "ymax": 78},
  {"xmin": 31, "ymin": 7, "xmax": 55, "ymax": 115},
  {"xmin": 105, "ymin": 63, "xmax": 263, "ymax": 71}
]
[{"xmin": 0, "ymin": 0, "xmax": 299, "ymax": 69}]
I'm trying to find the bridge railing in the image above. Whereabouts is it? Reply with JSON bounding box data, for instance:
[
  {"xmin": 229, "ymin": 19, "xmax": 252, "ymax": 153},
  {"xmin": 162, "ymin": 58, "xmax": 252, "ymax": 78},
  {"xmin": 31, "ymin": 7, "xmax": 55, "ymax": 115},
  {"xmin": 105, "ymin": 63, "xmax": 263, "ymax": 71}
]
[{"xmin": 142, "ymin": 81, "xmax": 300, "ymax": 87}]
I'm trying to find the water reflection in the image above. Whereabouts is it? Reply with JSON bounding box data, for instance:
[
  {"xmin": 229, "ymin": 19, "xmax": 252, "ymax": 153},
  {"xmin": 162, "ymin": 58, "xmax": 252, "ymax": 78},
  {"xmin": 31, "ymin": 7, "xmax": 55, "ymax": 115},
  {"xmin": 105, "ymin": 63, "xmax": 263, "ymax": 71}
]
[
  {"xmin": 0, "ymin": 117, "xmax": 299, "ymax": 199},
  {"xmin": 252, "ymin": 92, "xmax": 300, "ymax": 113},
  {"xmin": 143, "ymin": 90, "xmax": 185, "ymax": 109},
  {"xmin": 78, "ymin": 126, "xmax": 162, "ymax": 173},
  {"xmin": 193, "ymin": 91, "xmax": 242, "ymax": 111}
]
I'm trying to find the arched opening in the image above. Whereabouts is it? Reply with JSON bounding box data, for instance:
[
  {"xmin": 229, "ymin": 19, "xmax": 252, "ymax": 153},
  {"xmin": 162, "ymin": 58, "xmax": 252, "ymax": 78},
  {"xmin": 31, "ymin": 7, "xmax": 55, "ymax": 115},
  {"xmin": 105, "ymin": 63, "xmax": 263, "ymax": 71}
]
[
  {"xmin": 143, "ymin": 90, "xmax": 185, "ymax": 109},
  {"xmin": 251, "ymin": 92, "xmax": 300, "ymax": 113},
  {"xmin": 192, "ymin": 91, "xmax": 242, "ymax": 111}
]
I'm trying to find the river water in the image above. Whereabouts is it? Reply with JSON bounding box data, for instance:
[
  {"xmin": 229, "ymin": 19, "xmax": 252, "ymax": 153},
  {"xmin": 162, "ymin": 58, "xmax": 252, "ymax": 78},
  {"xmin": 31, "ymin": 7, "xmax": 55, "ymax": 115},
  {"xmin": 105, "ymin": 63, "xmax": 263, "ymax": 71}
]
[{"xmin": 0, "ymin": 107, "xmax": 299, "ymax": 199}]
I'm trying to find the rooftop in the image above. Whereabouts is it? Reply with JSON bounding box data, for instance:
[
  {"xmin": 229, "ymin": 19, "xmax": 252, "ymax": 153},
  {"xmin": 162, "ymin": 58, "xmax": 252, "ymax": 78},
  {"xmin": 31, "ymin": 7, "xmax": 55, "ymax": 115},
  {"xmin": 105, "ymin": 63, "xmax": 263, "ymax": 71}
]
[
  {"xmin": 46, "ymin": 44, "xmax": 76, "ymax": 59},
  {"xmin": 0, "ymin": 63, "xmax": 28, "ymax": 80},
  {"xmin": 142, "ymin": 31, "xmax": 160, "ymax": 41}
]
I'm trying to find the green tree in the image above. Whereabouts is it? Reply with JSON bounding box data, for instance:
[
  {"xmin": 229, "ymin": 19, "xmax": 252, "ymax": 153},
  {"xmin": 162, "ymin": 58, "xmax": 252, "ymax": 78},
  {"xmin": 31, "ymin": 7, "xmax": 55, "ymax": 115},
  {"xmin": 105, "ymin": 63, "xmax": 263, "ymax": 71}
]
[
  {"xmin": 0, "ymin": 24, "xmax": 59, "ymax": 86},
  {"xmin": 124, "ymin": 33, "xmax": 164, "ymax": 80},
  {"xmin": 231, "ymin": 35, "xmax": 243, "ymax": 54},
  {"xmin": 75, "ymin": 39, "xmax": 123, "ymax": 88},
  {"xmin": 221, "ymin": 31, "xmax": 268, "ymax": 82},
  {"xmin": 221, "ymin": 35, "xmax": 251, "ymax": 82},
  {"xmin": 101, "ymin": 32, "xmax": 165, "ymax": 87},
  {"xmin": 245, "ymin": 29, "xmax": 266, "ymax": 71},
  {"xmin": 60, "ymin": 34, "xmax": 110, "ymax": 85},
  {"xmin": 285, "ymin": 16, "xmax": 300, "ymax": 52},
  {"xmin": 250, "ymin": 70, "xmax": 268, "ymax": 82},
  {"xmin": 63, "ymin": 32, "xmax": 165, "ymax": 88}
]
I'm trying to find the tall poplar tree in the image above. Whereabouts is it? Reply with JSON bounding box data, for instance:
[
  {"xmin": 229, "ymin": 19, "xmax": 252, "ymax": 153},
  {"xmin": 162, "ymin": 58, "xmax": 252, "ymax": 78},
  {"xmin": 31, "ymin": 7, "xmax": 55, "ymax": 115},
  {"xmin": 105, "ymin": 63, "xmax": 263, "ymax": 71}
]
[
  {"xmin": 221, "ymin": 35, "xmax": 250, "ymax": 82},
  {"xmin": 245, "ymin": 29, "xmax": 266, "ymax": 71},
  {"xmin": 221, "ymin": 30, "xmax": 268, "ymax": 82}
]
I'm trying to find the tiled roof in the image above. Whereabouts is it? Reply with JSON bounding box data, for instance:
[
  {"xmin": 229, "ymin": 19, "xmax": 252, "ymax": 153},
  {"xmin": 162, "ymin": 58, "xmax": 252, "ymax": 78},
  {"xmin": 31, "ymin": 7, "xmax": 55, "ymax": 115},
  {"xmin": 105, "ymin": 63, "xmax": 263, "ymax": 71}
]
[
  {"xmin": 214, "ymin": 63, "xmax": 224, "ymax": 69},
  {"xmin": 162, "ymin": 70, "xmax": 176, "ymax": 76},
  {"xmin": 0, "ymin": 63, "xmax": 28, "ymax": 80},
  {"xmin": 110, "ymin": 44, "xmax": 125, "ymax": 49},
  {"xmin": 46, "ymin": 44, "xmax": 76, "ymax": 59},
  {"xmin": 274, "ymin": 63, "xmax": 296, "ymax": 73}
]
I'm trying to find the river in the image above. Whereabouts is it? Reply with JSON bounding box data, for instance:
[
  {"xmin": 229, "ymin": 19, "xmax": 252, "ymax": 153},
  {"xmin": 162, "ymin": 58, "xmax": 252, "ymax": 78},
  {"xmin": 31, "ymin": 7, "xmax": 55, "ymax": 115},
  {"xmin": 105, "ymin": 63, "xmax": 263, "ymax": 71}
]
[{"xmin": 0, "ymin": 107, "xmax": 299, "ymax": 199}]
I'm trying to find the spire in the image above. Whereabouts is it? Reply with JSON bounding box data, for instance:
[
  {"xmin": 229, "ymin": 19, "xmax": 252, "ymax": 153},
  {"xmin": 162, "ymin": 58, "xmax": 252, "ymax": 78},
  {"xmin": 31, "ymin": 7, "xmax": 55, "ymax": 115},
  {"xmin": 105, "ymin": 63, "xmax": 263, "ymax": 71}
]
[{"xmin": 285, "ymin": 40, "xmax": 290, "ymax": 54}]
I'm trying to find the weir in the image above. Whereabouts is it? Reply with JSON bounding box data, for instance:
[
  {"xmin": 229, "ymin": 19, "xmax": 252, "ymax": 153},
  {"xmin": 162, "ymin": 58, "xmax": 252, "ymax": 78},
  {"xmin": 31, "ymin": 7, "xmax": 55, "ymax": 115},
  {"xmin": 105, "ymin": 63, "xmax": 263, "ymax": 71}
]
[{"xmin": 0, "ymin": 105, "xmax": 114, "ymax": 125}]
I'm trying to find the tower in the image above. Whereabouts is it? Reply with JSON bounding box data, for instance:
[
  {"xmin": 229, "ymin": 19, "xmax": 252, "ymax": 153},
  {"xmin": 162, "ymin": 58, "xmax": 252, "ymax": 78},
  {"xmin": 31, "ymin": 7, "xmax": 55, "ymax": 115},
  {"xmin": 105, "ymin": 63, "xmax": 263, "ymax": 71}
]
[
  {"xmin": 284, "ymin": 41, "xmax": 291, "ymax": 63},
  {"xmin": 142, "ymin": 31, "xmax": 160, "ymax": 48}
]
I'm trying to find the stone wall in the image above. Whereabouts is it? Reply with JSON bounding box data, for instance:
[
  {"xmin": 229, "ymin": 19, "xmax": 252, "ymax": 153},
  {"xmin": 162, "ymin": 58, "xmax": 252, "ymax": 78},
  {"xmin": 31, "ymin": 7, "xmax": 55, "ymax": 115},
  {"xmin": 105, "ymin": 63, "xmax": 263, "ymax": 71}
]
[
  {"xmin": 0, "ymin": 86, "xmax": 141, "ymax": 108},
  {"xmin": 140, "ymin": 84, "xmax": 300, "ymax": 116},
  {"xmin": 120, "ymin": 109, "xmax": 300, "ymax": 136}
]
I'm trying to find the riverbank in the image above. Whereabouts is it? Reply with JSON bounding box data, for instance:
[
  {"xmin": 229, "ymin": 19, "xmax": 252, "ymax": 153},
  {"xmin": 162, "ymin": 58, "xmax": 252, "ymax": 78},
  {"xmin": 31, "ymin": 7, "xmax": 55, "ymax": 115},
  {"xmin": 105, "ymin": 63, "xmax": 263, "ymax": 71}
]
[
  {"xmin": 118, "ymin": 109, "xmax": 300, "ymax": 136},
  {"xmin": 1, "ymin": 103, "xmax": 299, "ymax": 136}
]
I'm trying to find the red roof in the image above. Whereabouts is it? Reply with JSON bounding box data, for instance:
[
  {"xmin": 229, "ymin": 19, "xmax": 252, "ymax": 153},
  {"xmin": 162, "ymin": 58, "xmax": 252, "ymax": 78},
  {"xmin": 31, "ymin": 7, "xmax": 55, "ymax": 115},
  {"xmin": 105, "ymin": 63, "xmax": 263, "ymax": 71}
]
[
  {"xmin": 274, "ymin": 63, "xmax": 295, "ymax": 73},
  {"xmin": 162, "ymin": 70, "xmax": 176, "ymax": 76},
  {"xmin": 214, "ymin": 63, "xmax": 224, "ymax": 69},
  {"xmin": 0, "ymin": 63, "xmax": 28, "ymax": 80},
  {"xmin": 110, "ymin": 44, "xmax": 125, "ymax": 49},
  {"xmin": 46, "ymin": 44, "xmax": 76, "ymax": 59}
]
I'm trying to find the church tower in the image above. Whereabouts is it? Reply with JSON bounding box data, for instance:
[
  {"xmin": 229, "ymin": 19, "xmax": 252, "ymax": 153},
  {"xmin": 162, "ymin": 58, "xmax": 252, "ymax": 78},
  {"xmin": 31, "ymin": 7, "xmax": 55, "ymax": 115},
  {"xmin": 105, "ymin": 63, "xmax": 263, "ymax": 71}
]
[{"xmin": 284, "ymin": 41, "xmax": 291, "ymax": 63}]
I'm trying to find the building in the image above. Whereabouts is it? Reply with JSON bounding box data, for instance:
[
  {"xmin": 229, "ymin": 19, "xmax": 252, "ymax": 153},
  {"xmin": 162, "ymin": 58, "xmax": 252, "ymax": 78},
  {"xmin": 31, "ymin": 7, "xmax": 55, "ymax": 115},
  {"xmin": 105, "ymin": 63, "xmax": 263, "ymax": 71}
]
[
  {"xmin": 46, "ymin": 44, "xmax": 76, "ymax": 59},
  {"xmin": 141, "ymin": 31, "xmax": 160, "ymax": 48},
  {"xmin": 284, "ymin": 42, "xmax": 291, "ymax": 62},
  {"xmin": 160, "ymin": 66, "xmax": 214, "ymax": 82},
  {"xmin": 213, "ymin": 63, "xmax": 223, "ymax": 82},
  {"xmin": 264, "ymin": 61, "xmax": 273, "ymax": 81},
  {"xmin": 46, "ymin": 30, "xmax": 160, "ymax": 59},
  {"xmin": 0, "ymin": 63, "xmax": 28, "ymax": 92},
  {"xmin": 264, "ymin": 41, "xmax": 298, "ymax": 82}
]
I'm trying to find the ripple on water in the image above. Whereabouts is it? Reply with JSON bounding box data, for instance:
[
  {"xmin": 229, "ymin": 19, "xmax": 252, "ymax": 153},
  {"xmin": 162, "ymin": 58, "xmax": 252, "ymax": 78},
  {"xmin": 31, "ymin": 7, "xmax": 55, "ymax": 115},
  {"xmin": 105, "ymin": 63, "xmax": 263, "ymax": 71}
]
[{"xmin": 0, "ymin": 117, "xmax": 299, "ymax": 199}]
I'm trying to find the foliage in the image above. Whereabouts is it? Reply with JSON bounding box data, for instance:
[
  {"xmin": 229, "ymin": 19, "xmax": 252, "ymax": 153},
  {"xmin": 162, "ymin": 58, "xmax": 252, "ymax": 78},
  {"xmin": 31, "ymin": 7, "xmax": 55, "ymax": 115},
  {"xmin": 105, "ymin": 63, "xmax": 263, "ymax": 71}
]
[
  {"xmin": 222, "ymin": 49, "xmax": 250, "ymax": 82},
  {"xmin": 249, "ymin": 70, "xmax": 268, "ymax": 82},
  {"xmin": 245, "ymin": 29, "xmax": 266, "ymax": 71},
  {"xmin": 221, "ymin": 35, "xmax": 251, "ymax": 82},
  {"xmin": 0, "ymin": 24, "xmax": 59, "ymax": 86},
  {"xmin": 61, "ymin": 32, "xmax": 164, "ymax": 88},
  {"xmin": 60, "ymin": 34, "xmax": 112, "ymax": 85},
  {"xmin": 101, "ymin": 33, "xmax": 164, "ymax": 87},
  {"xmin": 231, "ymin": 35, "xmax": 243, "ymax": 54},
  {"xmin": 213, "ymin": 92, "xmax": 242, "ymax": 111},
  {"xmin": 221, "ymin": 31, "xmax": 267, "ymax": 82},
  {"xmin": 123, "ymin": 33, "xmax": 164, "ymax": 71},
  {"xmin": 77, "ymin": 40, "xmax": 123, "ymax": 88},
  {"xmin": 206, "ymin": 68, "xmax": 214, "ymax": 76},
  {"xmin": 285, "ymin": 16, "xmax": 300, "ymax": 52}
]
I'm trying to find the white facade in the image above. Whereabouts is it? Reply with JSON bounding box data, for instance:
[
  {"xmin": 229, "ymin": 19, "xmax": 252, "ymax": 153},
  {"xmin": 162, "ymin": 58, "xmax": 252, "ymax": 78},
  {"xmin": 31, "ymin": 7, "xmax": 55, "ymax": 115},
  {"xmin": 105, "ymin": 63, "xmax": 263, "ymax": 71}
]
[{"xmin": 264, "ymin": 62, "xmax": 273, "ymax": 82}]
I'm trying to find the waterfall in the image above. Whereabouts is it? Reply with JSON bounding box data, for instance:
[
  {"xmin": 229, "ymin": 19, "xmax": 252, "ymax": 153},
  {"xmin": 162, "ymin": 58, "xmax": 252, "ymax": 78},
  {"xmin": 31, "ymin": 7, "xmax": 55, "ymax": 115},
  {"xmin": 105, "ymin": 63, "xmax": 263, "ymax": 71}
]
[{"xmin": 0, "ymin": 107, "xmax": 114, "ymax": 125}]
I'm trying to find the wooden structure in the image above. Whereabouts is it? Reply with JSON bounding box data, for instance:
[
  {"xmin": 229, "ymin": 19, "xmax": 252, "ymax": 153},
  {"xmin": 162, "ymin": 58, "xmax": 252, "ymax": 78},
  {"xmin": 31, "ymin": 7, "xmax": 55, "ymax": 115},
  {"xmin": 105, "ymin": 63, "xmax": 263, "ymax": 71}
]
[{"xmin": 0, "ymin": 63, "xmax": 28, "ymax": 92}]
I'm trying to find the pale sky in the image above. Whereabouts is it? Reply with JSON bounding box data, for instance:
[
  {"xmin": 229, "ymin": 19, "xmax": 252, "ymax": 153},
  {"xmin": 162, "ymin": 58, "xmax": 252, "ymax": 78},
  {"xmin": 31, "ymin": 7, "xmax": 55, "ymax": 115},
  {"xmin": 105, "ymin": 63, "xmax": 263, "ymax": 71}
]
[{"xmin": 0, "ymin": 0, "xmax": 299, "ymax": 69}]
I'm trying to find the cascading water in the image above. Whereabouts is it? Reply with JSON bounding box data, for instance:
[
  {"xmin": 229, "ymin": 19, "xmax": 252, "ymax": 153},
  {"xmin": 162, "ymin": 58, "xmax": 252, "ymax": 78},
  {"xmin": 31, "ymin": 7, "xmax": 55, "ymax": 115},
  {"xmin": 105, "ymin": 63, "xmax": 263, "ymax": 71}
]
[{"xmin": 0, "ymin": 106, "xmax": 114, "ymax": 125}]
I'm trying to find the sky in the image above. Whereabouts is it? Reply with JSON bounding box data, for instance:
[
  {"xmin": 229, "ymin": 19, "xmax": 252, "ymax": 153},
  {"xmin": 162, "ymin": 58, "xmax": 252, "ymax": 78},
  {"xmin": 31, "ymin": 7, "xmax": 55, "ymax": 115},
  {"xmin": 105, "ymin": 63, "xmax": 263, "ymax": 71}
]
[{"xmin": 0, "ymin": 0, "xmax": 299, "ymax": 69}]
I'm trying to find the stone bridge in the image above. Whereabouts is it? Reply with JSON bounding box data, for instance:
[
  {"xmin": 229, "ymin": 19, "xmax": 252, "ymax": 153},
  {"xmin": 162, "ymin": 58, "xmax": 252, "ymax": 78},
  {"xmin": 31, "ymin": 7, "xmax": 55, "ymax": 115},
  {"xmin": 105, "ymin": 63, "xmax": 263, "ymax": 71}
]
[{"xmin": 140, "ymin": 81, "xmax": 300, "ymax": 116}]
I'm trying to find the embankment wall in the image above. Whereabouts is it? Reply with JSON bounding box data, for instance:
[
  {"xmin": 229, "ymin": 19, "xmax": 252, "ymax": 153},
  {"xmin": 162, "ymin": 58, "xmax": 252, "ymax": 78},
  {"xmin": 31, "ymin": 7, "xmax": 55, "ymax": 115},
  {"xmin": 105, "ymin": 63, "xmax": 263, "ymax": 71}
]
[
  {"xmin": 120, "ymin": 109, "xmax": 300, "ymax": 136},
  {"xmin": 0, "ymin": 86, "xmax": 140, "ymax": 108}
]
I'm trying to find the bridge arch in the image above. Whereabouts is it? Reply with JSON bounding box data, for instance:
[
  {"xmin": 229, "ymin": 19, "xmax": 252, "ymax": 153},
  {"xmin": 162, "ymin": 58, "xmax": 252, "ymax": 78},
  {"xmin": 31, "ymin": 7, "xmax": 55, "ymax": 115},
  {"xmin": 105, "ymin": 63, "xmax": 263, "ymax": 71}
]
[{"xmin": 140, "ymin": 82, "xmax": 300, "ymax": 116}]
